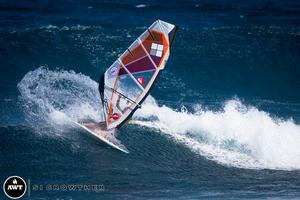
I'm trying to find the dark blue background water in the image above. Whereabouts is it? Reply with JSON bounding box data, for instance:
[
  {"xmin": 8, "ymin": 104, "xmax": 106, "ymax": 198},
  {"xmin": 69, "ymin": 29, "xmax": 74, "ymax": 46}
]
[{"xmin": 1, "ymin": 1, "xmax": 300, "ymax": 199}]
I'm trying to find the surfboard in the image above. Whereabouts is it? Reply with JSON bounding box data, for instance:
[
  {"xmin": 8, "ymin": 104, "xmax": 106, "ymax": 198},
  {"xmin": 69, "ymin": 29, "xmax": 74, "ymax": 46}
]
[{"xmin": 74, "ymin": 121, "xmax": 129, "ymax": 154}]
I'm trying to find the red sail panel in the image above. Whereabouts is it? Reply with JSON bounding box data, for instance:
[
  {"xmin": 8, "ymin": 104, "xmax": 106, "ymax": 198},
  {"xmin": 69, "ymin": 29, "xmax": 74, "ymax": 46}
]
[
  {"xmin": 119, "ymin": 56, "xmax": 156, "ymax": 75},
  {"xmin": 141, "ymin": 30, "xmax": 168, "ymax": 67}
]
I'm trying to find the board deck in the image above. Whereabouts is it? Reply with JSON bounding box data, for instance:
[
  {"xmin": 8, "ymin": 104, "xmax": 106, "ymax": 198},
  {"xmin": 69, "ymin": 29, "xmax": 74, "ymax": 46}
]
[{"xmin": 74, "ymin": 121, "xmax": 129, "ymax": 154}]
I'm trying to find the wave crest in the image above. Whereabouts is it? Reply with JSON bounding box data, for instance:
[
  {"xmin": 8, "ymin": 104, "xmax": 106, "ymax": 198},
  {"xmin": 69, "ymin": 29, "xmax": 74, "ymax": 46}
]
[
  {"xmin": 18, "ymin": 68, "xmax": 300, "ymax": 170},
  {"xmin": 133, "ymin": 99, "xmax": 300, "ymax": 170}
]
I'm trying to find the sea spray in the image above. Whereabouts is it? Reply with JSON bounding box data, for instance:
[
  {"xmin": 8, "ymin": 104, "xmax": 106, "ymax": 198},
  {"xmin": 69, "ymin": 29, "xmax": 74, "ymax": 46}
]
[
  {"xmin": 133, "ymin": 99, "xmax": 300, "ymax": 170},
  {"xmin": 17, "ymin": 67, "xmax": 102, "ymax": 135},
  {"xmin": 18, "ymin": 67, "xmax": 300, "ymax": 170}
]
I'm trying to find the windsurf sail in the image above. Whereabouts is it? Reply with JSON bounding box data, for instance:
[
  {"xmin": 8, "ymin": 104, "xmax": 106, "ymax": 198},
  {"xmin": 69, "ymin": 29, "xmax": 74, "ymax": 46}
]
[{"xmin": 99, "ymin": 20, "xmax": 177, "ymax": 130}]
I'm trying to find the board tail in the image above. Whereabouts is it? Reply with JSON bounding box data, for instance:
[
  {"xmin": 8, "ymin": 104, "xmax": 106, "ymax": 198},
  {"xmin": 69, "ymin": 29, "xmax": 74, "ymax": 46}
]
[{"xmin": 75, "ymin": 120, "xmax": 129, "ymax": 153}]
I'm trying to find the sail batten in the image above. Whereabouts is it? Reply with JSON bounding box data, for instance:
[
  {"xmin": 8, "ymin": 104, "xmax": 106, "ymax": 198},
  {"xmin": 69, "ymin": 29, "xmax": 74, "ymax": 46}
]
[{"xmin": 99, "ymin": 20, "xmax": 177, "ymax": 130}]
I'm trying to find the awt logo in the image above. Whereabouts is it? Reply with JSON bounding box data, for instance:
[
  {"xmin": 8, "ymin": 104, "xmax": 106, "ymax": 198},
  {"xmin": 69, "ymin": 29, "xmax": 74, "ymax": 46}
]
[{"xmin": 3, "ymin": 176, "xmax": 27, "ymax": 199}]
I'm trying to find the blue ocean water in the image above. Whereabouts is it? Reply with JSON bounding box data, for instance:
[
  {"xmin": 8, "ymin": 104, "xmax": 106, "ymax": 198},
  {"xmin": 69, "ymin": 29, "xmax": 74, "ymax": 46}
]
[{"xmin": 1, "ymin": 0, "xmax": 300, "ymax": 199}]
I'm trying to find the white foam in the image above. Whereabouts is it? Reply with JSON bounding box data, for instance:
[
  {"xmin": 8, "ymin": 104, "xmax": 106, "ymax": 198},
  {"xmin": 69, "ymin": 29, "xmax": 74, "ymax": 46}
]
[
  {"xmin": 18, "ymin": 68, "xmax": 300, "ymax": 170},
  {"xmin": 135, "ymin": 4, "xmax": 147, "ymax": 8},
  {"xmin": 133, "ymin": 99, "xmax": 300, "ymax": 170},
  {"xmin": 18, "ymin": 67, "xmax": 102, "ymax": 129}
]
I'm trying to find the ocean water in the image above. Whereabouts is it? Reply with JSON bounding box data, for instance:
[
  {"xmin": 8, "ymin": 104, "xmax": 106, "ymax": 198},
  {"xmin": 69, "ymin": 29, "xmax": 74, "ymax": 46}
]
[{"xmin": 1, "ymin": 0, "xmax": 300, "ymax": 199}]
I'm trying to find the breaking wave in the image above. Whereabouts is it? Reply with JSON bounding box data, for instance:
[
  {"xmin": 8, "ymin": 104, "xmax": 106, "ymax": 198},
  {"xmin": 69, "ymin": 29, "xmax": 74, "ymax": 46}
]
[
  {"xmin": 133, "ymin": 100, "xmax": 300, "ymax": 170},
  {"xmin": 17, "ymin": 67, "xmax": 102, "ymax": 135},
  {"xmin": 18, "ymin": 68, "xmax": 300, "ymax": 170}
]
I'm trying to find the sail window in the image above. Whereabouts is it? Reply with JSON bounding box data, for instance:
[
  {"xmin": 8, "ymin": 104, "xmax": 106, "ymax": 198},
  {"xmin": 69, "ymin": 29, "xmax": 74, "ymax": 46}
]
[{"xmin": 150, "ymin": 43, "xmax": 163, "ymax": 57}]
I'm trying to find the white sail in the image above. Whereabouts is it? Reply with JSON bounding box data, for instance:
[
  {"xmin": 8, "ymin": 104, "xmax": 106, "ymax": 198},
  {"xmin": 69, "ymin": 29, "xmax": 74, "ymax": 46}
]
[{"xmin": 99, "ymin": 20, "xmax": 177, "ymax": 130}]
